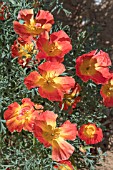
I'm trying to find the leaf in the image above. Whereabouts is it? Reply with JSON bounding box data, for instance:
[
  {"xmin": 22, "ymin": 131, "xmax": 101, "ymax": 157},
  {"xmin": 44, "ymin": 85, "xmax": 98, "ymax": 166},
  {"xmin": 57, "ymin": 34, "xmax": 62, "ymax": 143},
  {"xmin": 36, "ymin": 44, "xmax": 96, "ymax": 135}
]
[{"xmin": 8, "ymin": 0, "xmax": 16, "ymax": 4}]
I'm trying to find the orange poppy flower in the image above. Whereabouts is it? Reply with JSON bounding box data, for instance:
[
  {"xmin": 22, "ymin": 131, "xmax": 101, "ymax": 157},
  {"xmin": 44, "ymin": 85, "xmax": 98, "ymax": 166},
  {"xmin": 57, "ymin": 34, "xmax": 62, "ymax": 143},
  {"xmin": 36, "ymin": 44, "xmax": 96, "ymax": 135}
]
[
  {"xmin": 11, "ymin": 37, "xmax": 37, "ymax": 67},
  {"xmin": 78, "ymin": 123, "xmax": 103, "ymax": 144},
  {"xmin": 4, "ymin": 98, "xmax": 43, "ymax": 132},
  {"xmin": 59, "ymin": 83, "xmax": 81, "ymax": 114},
  {"xmin": 36, "ymin": 30, "xmax": 72, "ymax": 62},
  {"xmin": 76, "ymin": 50, "xmax": 111, "ymax": 84},
  {"xmin": 100, "ymin": 74, "xmax": 113, "ymax": 107},
  {"xmin": 24, "ymin": 61, "xmax": 75, "ymax": 101},
  {"xmin": 54, "ymin": 160, "xmax": 74, "ymax": 170},
  {"xmin": 33, "ymin": 111, "xmax": 77, "ymax": 161},
  {"xmin": 13, "ymin": 9, "xmax": 54, "ymax": 38}
]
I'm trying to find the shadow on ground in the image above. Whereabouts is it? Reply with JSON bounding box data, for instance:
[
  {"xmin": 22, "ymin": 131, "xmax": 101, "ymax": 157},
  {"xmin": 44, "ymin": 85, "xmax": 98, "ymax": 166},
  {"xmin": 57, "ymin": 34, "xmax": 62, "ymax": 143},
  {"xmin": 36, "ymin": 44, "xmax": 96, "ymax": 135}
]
[{"xmin": 52, "ymin": 0, "xmax": 113, "ymax": 60}]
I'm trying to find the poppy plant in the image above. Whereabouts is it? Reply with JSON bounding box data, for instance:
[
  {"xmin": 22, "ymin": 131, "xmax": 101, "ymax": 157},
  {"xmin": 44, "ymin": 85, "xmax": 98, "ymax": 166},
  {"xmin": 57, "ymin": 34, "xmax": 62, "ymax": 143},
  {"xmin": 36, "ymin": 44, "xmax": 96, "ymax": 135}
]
[
  {"xmin": 4, "ymin": 98, "xmax": 42, "ymax": 132},
  {"xmin": 0, "ymin": 2, "xmax": 5, "ymax": 20},
  {"xmin": 36, "ymin": 30, "xmax": 72, "ymax": 62},
  {"xmin": 33, "ymin": 111, "xmax": 77, "ymax": 161},
  {"xmin": 76, "ymin": 50, "xmax": 111, "ymax": 84},
  {"xmin": 11, "ymin": 37, "xmax": 37, "ymax": 67},
  {"xmin": 0, "ymin": 2, "xmax": 9, "ymax": 20},
  {"xmin": 24, "ymin": 61, "xmax": 75, "ymax": 101},
  {"xmin": 54, "ymin": 160, "xmax": 74, "ymax": 170},
  {"xmin": 100, "ymin": 73, "xmax": 113, "ymax": 107},
  {"xmin": 78, "ymin": 123, "xmax": 103, "ymax": 144},
  {"xmin": 13, "ymin": 9, "xmax": 54, "ymax": 38},
  {"xmin": 59, "ymin": 83, "xmax": 81, "ymax": 114}
]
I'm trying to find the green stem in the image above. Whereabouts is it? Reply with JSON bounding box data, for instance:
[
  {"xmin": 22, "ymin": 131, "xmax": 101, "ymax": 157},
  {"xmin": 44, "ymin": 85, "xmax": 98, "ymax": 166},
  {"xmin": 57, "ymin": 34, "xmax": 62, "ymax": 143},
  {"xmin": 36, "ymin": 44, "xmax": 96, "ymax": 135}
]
[
  {"xmin": 70, "ymin": 155, "xmax": 78, "ymax": 170},
  {"xmin": 33, "ymin": 135, "xmax": 36, "ymax": 146}
]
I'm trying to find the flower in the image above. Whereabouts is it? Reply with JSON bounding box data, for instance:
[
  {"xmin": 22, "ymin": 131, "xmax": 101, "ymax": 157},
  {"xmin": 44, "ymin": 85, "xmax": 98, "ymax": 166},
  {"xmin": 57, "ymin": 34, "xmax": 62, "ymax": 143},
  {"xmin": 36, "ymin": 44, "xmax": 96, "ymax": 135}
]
[
  {"xmin": 76, "ymin": 50, "xmax": 111, "ymax": 84},
  {"xmin": 13, "ymin": 9, "xmax": 54, "ymax": 38},
  {"xmin": 100, "ymin": 73, "xmax": 113, "ymax": 107},
  {"xmin": 59, "ymin": 83, "xmax": 81, "ymax": 114},
  {"xmin": 36, "ymin": 30, "xmax": 72, "ymax": 62},
  {"xmin": 0, "ymin": 2, "xmax": 9, "ymax": 20},
  {"xmin": 24, "ymin": 61, "xmax": 75, "ymax": 101},
  {"xmin": 33, "ymin": 111, "xmax": 77, "ymax": 161},
  {"xmin": 0, "ymin": 2, "xmax": 5, "ymax": 20},
  {"xmin": 4, "ymin": 98, "xmax": 42, "ymax": 132},
  {"xmin": 54, "ymin": 160, "xmax": 74, "ymax": 170},
  {"xmin": 11, "ymin": 37, "xmax": 37, "ymax": 67},
  {"xmin": 78, "ymin": 123, "xmax": 103, "ymax": 144}
]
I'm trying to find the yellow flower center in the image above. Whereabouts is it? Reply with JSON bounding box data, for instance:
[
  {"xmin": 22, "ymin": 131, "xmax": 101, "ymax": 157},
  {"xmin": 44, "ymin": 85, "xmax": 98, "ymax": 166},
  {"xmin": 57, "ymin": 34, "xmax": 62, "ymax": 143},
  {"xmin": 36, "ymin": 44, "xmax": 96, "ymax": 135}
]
[
  {"xmin": 58, "ymin": 164, "xmax": 72, "ymax": 170},
  {"xmin": 84, "ymin": 125, "xmax": 96, "ymax": 138},
  {"xmin": 101, "ymin": 79, "xmax": 113, "ymax": 97},
  {"xmin": 18, "ymin": 42, "xmax": 36, "ymax": 59},
  {"xmin": 16, "ymin": 106, "xmax": 33, "ymax": 124},
  {"xmin": 80, "ymin": 58, "xmax": 97, "ymax": 76},
  {"xmin": 38, "ymin": 72, "xmax": 59, "ymax": 92},
  {"xmin": 25, "ymin": 19, "xmax": 43, "ymax": 35},
  {"xmin": 64, "ymin": 93, "xmax": 75, "ymax": 106},
  {"xmin": 43, "ymin": 41, "xmax": 62, "ymax": 56},
  {"xmin": 43, "ymin": 127, "xmax": 61, "ymax": 144}
]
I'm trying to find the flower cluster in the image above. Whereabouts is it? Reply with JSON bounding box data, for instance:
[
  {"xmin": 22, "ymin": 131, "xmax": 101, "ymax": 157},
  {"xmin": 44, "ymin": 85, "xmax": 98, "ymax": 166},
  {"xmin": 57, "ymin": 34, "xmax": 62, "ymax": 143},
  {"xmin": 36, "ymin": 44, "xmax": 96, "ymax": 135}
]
[
  {"xmin": 13, "ymin": 9, "xmax": 54, "ymax": 38},
  {"xmin": 5, "ymin": 8, "xmax": 113, "ymax": 169},
  {"xmin": 11, "ymin": 9, "xmax": 73, "ymax": 67},
  {"xmin": 4, "ymin": 99, "xmax": 103, "ymax": 163},
  {"xmin": 76, "ymin": 50, "xmax": 113, "ymax": 107}
]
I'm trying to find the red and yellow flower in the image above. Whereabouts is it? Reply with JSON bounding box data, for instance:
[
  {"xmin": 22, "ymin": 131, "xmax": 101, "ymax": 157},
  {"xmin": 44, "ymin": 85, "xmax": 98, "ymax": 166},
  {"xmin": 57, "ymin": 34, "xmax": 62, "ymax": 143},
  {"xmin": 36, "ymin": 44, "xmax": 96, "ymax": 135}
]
[
  {"xmin": 54, "ymin": 160, "xmax": 74, "ymax": 170},
  {"xmin": 11, "ymin": 37, "xmax": 37, "ymax": 67},
  {"xmin": 33, "ymin": 111, "xmax": 77, "ymax": 161},
  {"xmin": 59, "ymin": 83, "xmax": 81, "ymax": 114},
  {"xmin": 36, "ymin": 30, "xmax": 72, "ymax": 62},
  {"xmin": 4, "ymin": 98, "xmax": 43, "ymax": 132},
  {"xmin": 76, "ymin": 50, "xmax": 111, "ymax": 84},
  {"xmin": 24, "ymin": 61, "xmax": 75, "ymax": 101},
  {"xmin": 78, "ymin": 123, "xmax": 103, "ymax": 144},
  {"xmin": 100, "ymin": 73, "xmax": 113, "ymax": 107},
  {"xmin": 13, "ymin": 9, "xmax": 54, "ymax": 38}
]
